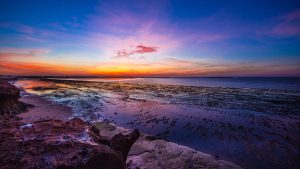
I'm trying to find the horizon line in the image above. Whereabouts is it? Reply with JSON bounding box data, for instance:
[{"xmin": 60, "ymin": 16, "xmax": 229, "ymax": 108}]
[{"xmin": 1, "ymin": 75, "xmax": 300, "ymax": 78}]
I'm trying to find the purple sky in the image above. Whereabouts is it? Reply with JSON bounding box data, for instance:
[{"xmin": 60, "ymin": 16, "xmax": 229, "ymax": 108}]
[{"xmin": 0, "ymin": 0, "xmax": 300, "ymax": 76}]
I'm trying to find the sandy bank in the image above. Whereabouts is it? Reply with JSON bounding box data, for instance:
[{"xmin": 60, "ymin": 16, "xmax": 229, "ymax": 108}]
[{"xmin": 18, "ymin": 95, "xmax": 72, "ymax": 122}]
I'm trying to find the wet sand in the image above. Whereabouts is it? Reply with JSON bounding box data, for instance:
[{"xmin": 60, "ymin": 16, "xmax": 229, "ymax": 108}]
[{"xmin": 18, "ymin": 95, "xmax": 72, "ymax": 122}]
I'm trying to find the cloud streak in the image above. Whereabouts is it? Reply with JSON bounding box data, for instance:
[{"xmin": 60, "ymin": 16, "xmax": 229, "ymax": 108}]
[
  {"xmin": 270, "ymin": 9, "xmax": 300, "ymax": 37},
  {"xmin": 116, "ymin": 45, "xmax": 157, "ymax": 57},
  {"xmin": 0, "ymin": 48, "xmax": 50, "ymax": 62}
]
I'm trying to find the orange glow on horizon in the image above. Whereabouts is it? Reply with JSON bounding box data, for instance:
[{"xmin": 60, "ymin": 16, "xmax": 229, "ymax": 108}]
[{"xmin": 1, "ymin": 54, "xmax": 300, "ymax": 77}]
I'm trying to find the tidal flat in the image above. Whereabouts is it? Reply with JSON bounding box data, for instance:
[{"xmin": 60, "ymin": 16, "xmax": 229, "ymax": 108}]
[{"xmin": 14, "ymin": 78, "xmax": 300, "ymax": 169}]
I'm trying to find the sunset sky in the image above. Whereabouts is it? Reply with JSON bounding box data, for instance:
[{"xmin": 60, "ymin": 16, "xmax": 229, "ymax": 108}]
[{"xmin": 0, "ymin": 0, "xmax": 300, "ymax": 77}]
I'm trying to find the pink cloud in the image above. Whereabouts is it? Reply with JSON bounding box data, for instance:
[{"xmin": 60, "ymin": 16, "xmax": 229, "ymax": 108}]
[
  {"xmin": 135, "ymin": 45, "xmax": 157, "ymax": 53},
  {"xmin": 116, "ymin": 44, "xmax": 157, "ymax": 57}
]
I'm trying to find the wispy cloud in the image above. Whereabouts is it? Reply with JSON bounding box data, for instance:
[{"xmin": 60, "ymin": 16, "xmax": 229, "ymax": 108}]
[
  {"xmin": 0, "ymin": 61, "xmax": 90, "ymax": 76},
  {"xmin": 0, "ymin": 48, "xmax": 50, "ymax": 61},
  {"xmin": 0, "ymin": 22, "xmax": 35, "ymax": 34},
  {"xmin": 269, "ymin": 9, "xmax": 300, "ymax": 37}
]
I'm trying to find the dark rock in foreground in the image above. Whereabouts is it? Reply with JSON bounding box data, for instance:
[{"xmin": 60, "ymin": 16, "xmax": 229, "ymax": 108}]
[
  {"xmin": 0, "ymin": 80, "xmax": 32, "ymax": 118},
  {"xmin": 0, "ymin": 79, "xmax": 140, "ymax": 169},
  {"xmin": 0, "ymin": 118, "xmax": 140, "ymax": 169}
]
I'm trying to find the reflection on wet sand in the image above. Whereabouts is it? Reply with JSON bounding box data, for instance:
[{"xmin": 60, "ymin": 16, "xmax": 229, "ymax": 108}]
[{"xmin": 15, "ymin": 78, "xmax": 300, "ymax": 169}]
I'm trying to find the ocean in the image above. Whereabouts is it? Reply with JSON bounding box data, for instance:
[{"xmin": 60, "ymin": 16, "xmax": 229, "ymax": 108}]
[
  {"xmin": 14, "ymin": 77, "xmax": 300, "ymax": 169},
  {"xmin": 50, "ymin": 77, "xmax": 300, "ymax": 91}
]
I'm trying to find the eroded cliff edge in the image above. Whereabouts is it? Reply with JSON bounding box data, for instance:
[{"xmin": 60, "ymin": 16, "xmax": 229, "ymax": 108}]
[{"xmin": 0, "ymin": 79, "xmax": 32, "ymax": 118}]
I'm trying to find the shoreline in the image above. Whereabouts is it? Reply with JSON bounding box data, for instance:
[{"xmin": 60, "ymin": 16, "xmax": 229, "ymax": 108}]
[
  {"xmin": 18, "ymin": 95, "xmax": 72, "ymax": 122},
  {"xmin": 11, "ymin": 77, "xmax": 300, "ymax": 169},
  {"xmin": 17, "ymin": 86, "xmax": 242, "ymax": 169}
]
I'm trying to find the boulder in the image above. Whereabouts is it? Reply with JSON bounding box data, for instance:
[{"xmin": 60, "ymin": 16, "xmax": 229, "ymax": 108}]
[
  {"xmin": 0, "ymin": 118, "xmax": 140, "ymax": 169},
  {"xmin": 0, "ymin": 80, "xmax": 32, "ymax": 118}
]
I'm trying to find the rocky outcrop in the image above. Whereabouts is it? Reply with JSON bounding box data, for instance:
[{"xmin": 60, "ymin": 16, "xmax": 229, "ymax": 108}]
[
  {"xmin": 127, "ymin": 135, "xmax": 242, "ymax": 169},
  {"xmin": 0, "ymin": 79, "xmax": 140, "ymax": 169},
  {"xmin": 93, "ymin": 121, "xmax": 242, "ymax": 169},
  {"xmin": 0, "ymin": 118, "xmax": 140, "ymax": 169},
  {"xmin": 0, "ymin": 80, "xmax": 32, "ymax": 118}
]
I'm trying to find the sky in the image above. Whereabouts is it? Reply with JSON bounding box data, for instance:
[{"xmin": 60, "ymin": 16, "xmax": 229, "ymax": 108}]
[{"xmin": 0, "ymin": 0, "xmax": 300, "ymax": 77}]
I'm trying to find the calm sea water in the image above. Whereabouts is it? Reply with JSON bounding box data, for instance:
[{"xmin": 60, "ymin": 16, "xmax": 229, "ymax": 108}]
[
  {"xmin": 52, "ymin": 77, "xmax": 300, "ymax": 91},
  {"xmin": 15, "ymin": 77, "xmax": 300, "ymax": 169}
]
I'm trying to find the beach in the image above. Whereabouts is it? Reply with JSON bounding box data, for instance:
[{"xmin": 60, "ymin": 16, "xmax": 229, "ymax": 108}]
[
  {"xmin": 18, "ymin": 95, "xmax": 72, "ymax": 122},
  {"xmin": 0, "ymin": 78, "xmax": 242, "ymax": 169},
  {"xmin": 11, "ymin": 77, "xmax": 300, "ymax": 169}
]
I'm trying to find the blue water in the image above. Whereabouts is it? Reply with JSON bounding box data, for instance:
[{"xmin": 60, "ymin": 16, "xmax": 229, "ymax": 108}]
[{"xmin": 52, "ymin": 77, "xmax": 300, "ymax": 91}]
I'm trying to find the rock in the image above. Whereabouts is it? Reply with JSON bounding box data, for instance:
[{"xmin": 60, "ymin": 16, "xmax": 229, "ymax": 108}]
[
  {"xmin": 86, "ymin": 124, "xmax": 243, "ymax": 169},
  {"xmin": 127, "ymin": 134, "xmax": 242, "ymax": 169},
  {"xmin": 93, "ymin": 121, "xmax": 117, "ymax": 131},
  {"xmin": 0, "ymin": 118, "xmax": 140, "ymax": 169},
  {"xmin": 0, "ymin": 78, "xmax": 140, "ymax": 169},
  {"xmin": 111, "ymin": 129, "xmax": 140, "ymax": 161},
  {"xmin": 0, "ymin": 80, "xmax": 33, "ymax": 118}
]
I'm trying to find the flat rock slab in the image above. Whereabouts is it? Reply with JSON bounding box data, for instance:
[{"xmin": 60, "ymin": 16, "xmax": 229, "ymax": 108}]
[
  {"xmin": 127, "ymin": 136, "xmax": 242, "ymax": 169},
  {"xmin": 91, "ymin": 122, "xmax": 242, "ymax": 169}
]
